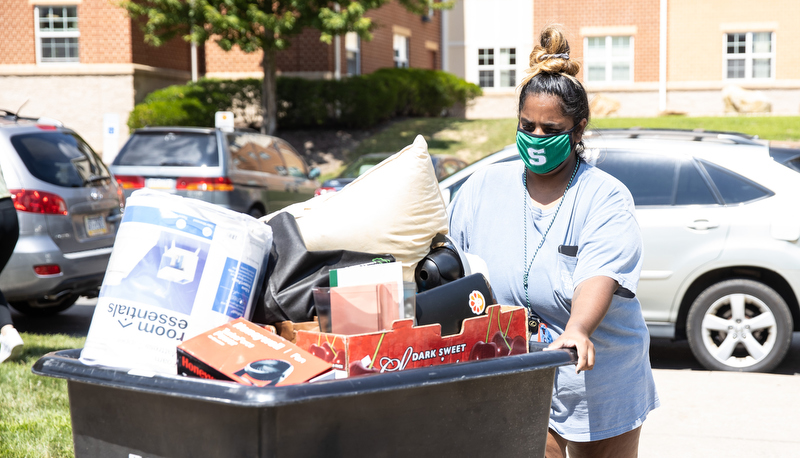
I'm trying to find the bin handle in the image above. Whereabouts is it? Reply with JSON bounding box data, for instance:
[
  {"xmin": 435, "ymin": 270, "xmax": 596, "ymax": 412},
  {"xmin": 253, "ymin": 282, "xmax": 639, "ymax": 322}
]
[{"xmin": 528, "ymin": 342, "xmax": 578, "ymax": 365}]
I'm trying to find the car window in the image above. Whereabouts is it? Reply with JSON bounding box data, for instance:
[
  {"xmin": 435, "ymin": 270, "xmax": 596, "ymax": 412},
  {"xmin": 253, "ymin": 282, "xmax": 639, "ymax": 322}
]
[
  {"xmin": 10, "ymin": 131, "xmax": 111, "ymax": 187},
  {"xmin": 114, "ymin": 131, "xmax": 219, "ymax": 167},
  {"xmin": 700, "ymin": 160, "xmax": 772, "ymax": 204},
  {"xmin": 227, "ymin": 133, "xmax": 261, "ymax": 172},
  {"xmin": 258, "ymin": 146, "xmax": 286, "ymax": 176},
  {"xmin": 784, "ymin": 157, "xmax": 800, "ymax": 173},
  {"xmin": 675, "ymin": 161, "xmax": 717, "ymax": 205},
  {"xmin": 595, "ymin": 151, "xmax": 677, "ymax": 206},
  {"xmin": 438, "ymin": 158, "xmax": 466, "ymax": 179},
  {"xmin": 277, "ymin": 142, "xmax": 308, "ymax": 178}
]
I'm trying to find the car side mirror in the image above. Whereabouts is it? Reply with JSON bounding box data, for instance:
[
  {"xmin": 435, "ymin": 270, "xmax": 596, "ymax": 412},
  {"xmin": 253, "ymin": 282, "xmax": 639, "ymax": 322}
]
[{"xmin": 308, "ymin": 167, "xmax": 321, "ymax": 179}]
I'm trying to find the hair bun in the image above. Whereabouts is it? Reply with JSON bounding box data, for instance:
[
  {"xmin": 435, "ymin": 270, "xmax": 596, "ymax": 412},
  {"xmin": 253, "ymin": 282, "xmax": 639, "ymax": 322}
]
[{"xmin": 522, "ymin": 24, "xmax": 581, "ymax": 83}]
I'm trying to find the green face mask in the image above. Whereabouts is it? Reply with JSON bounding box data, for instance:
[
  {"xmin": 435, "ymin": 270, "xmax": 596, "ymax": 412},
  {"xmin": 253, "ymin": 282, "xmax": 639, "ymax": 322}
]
[{"xmin": 516, "ymin": 125, "xmax": 578, "ymax": 174}]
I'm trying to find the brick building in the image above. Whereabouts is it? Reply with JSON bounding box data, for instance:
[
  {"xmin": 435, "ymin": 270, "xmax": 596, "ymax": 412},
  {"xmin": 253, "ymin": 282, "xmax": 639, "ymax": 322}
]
[
  {"xmin": 0, "ymin": 1, "xmax": 441, "ymax": 161},
  {"xmin": 203, "ymin": 2, "xmax": 441, "ymax": 79},
  {"xmin": 445, "ymin": 0, "xmax": 800, "ymax": 119}
]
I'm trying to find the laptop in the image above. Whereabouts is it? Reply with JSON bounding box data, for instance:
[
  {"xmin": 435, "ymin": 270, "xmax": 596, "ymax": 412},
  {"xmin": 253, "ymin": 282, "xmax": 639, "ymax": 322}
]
[{"xmin": 415, "ymin": 273, "xmax": 496, "ymax": 336}]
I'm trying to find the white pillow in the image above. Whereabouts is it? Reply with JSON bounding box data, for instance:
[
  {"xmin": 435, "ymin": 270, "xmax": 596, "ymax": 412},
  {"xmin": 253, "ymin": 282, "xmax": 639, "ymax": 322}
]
[{"xmin": 265, "ymin": 135, "xmax": 448, "ymax": 282}]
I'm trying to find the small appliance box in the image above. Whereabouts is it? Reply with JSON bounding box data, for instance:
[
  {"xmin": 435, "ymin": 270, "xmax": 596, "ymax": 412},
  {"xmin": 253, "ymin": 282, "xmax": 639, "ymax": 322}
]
[
  {"xmin": 295, "ymin": 305, "xmax": 529, "ymax": 377},
  {"xmin": 178, "ymin": 318, "xmax": 332, "ymax": 387}
]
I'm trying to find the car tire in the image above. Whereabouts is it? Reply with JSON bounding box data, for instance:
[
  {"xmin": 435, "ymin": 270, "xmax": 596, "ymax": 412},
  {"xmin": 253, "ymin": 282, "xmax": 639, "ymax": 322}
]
[
  {"xmin": 9, "ymin": 294, "xmax": 79, "ymax": 317},
  {"xmin": 686, "ymin": 279, "xmax": 793, "ymax": 372}
]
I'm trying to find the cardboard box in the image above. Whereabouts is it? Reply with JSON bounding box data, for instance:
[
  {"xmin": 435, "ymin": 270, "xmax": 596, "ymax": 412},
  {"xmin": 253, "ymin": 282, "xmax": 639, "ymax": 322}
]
[
  {"xmin": 295, "ymin": 305, "xmax": 528, "ymax": 377},
  {"xmin": 177, "ymin": 318, "xmax": 332, "ymax": 387}
]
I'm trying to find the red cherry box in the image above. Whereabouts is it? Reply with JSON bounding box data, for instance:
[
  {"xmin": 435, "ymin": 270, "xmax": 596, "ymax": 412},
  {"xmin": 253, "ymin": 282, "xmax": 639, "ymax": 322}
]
[
  {"xmin": 295, "ymin": 305, "xmax": 529, "ymax": 377},
  {"xmin": 177, "ymin": 318, "xmax": 332, "ymax": 387}
]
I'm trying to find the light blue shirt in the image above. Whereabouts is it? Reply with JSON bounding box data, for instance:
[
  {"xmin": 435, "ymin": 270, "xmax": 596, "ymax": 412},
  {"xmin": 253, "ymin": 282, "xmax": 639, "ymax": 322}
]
[{"xmin": 448, "ymin": 159, "xmax": 659, "ymax": 442}]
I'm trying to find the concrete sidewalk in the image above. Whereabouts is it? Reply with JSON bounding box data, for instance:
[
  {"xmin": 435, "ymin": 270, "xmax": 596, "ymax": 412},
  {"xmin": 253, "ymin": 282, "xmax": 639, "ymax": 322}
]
[{"xmin": 639, "ymin": 369, "xmax": 800, "ymax": 457}]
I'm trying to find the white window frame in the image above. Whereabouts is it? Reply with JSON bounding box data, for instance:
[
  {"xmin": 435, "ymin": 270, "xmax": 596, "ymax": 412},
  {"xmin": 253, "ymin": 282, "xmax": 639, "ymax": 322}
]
[
  {"xmin": 34, "ymin": 5, "xmax": 80, "ymax": 64},
  {"xmin": 477, "ymin": 47, "xmax": 516, "ymax": 89},
  {"xmin": 583, "ymin": 35, "xmax": 634, "ymax": 84},
  {"xmin": 723, "ymin": 32, "xmax": 775, "ymax": 81},
  {"xmin": 345, "ymin": 32, "xmax": 360, "ymax": 76},
  {"xmin": 393, "ymin": 34, "xmax": 409, "ymax": 68}
]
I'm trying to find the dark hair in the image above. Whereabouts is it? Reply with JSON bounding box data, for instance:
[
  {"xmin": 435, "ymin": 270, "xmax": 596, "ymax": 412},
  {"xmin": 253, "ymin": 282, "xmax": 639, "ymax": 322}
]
[{"xmin": 518, "ymin": 25, "xmax": 590, "ymax": 155}]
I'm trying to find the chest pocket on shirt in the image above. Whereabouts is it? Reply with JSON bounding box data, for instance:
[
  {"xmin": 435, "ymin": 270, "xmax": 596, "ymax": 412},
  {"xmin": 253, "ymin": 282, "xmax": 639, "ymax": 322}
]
[{"xmin": 555, "ymin": 253, "xmax": 578, "ymax": 303}]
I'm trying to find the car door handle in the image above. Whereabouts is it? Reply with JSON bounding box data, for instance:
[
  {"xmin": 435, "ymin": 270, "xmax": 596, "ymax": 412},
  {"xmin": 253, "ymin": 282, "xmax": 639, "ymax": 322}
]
[{"xmin": 687, "ymin": 219, "xmax": 719, "ymax": 230}]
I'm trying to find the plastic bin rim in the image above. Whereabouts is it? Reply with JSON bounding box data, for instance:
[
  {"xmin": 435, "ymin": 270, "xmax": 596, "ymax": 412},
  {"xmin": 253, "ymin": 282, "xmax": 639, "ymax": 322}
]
[{"xmin": 32, "ymin": 346, "xmax": 575, "ymax": 408}]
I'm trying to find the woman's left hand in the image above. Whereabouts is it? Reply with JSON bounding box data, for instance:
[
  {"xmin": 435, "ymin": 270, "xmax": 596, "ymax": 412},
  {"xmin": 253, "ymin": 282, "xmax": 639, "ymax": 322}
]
[
  {"xmin": 546, "ymin": 328, "xmax": 595, "ymax": 372},
  {"xmin": 543, "ymin": 276, "xmax": 618, "ymax": 373}
]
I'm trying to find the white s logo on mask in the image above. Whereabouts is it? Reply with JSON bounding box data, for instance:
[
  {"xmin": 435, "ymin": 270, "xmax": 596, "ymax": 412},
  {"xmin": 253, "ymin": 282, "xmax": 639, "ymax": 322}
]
[{"xmin": 527, "ymin": 148, "xmax": 547, "ymax": 165}]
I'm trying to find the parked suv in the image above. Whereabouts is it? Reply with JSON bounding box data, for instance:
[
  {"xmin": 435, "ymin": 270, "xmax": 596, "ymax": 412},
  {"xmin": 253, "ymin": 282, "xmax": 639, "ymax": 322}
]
[
  {"xmin": 440, "ymin": 129, "xmax": 800, "ymax": 372},
  {"xmin": 0, "ymin": 110, "xmax": 125, "ymax": 315},
  {"xmin": 111, "ymin": 127, "xmax": 321, "ymax": 218}
]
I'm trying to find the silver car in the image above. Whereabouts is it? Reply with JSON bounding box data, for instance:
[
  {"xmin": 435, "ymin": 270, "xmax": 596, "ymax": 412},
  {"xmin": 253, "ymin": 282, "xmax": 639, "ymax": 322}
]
[
  {"xmin": 0, "ymin": 111, "xmax": 124, "ymax": 315},
  {"xmin": 111, "ymin": 127, "xmax": 321, "ymax": 218},
  {"xmin": 440, "ymin": 129, "xmax": 800, "ymax": 372}
]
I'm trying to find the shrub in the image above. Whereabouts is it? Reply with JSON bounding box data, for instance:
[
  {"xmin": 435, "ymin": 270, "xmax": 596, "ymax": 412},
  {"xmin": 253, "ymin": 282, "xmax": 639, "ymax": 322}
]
[{"xmin": 128, "ymin": 69, "xmax": 482, "ymax": 131}]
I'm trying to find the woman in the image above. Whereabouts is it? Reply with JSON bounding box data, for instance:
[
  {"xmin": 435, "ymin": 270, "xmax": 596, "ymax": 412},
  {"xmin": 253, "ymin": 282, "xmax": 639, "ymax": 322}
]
[
  {"xmin": 448, "ymin": 25, "xmax": 658, "ymax": 457},
  {"xmin": 0, "ymin": 164, "xmax": 23, "ymax": 363}
]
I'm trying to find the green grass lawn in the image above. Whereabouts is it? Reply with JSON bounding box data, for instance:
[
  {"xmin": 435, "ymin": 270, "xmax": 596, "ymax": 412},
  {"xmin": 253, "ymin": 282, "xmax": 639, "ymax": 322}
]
[
  {"xmin": 0, "ymin": 333, "xmax": 84, "ymax": 458},
  {"xmin": 351, "ymin": 114, "xmax": 800, "ymax": 169}
]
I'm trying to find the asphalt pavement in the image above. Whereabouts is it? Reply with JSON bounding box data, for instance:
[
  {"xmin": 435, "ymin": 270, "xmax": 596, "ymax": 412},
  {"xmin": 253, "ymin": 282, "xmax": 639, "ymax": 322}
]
[{"xmin": 13, "ymin": 298, "xmax": 800, "ymax": 457}]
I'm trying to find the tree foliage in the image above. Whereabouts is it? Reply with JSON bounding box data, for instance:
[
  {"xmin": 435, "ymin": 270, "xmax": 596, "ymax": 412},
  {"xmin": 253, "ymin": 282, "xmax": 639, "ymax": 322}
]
[{"xmin": 123, "ymin": 0, "xmax": 453, "ymax": 134}]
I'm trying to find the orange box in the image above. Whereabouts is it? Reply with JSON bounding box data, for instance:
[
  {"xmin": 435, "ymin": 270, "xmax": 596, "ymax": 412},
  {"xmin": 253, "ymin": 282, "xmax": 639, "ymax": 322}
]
[
  {"xmin": 295, "ymin": 305, "xmax": 528, "ymax": 377},
  {"xmin": 177, "ymin": 318, "xmax": 332, "ymax": 387}
]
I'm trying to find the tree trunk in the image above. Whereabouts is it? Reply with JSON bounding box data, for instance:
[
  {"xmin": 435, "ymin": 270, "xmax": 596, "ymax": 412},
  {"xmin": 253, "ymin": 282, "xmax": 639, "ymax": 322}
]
[{"xmin": 261, "ymin": 47, "xmax": 278, "ymax": 135}]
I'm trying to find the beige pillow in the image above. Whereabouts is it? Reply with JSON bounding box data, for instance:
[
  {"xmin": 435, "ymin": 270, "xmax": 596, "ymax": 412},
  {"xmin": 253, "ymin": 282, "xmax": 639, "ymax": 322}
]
[{"xmin": 265, "ymin": 135, "xmax": 448, "ymax": 282}]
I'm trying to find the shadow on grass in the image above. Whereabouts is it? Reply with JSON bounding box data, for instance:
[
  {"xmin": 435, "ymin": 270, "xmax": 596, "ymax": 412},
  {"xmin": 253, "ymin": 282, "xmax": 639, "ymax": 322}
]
[{"xmin": 8, "ymin": 345, "xmax": 80, "ymax": 367}]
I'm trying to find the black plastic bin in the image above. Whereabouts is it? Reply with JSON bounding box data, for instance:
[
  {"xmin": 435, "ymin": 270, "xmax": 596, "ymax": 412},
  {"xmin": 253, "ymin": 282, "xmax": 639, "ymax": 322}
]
[{"xmin": 33, "ymin": 344, "xmax": 575, "ymax": 458}]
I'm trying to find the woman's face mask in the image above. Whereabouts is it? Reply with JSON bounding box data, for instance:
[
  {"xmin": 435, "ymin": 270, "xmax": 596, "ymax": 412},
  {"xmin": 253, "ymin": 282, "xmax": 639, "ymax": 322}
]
[{"xmin": 516, "ymin": 124, "xmax": 578, "ymax": 174}]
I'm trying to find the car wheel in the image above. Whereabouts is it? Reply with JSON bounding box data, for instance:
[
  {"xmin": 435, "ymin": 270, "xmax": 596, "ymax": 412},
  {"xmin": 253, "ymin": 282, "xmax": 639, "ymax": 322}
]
[
  {"xmin": 9, "ymin": 294, "xmax": 79, "ymax": 317},
  {"xmin": 686, "ymin": 279, "xmax": 793, "ymax": 372}
]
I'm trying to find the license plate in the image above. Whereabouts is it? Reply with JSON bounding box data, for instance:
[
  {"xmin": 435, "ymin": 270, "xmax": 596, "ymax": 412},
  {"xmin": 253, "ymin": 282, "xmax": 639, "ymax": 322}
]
[
  {"xmin": 145, "ymin": 178, "xmax": 177, "ymax": 190},
  {"xmin": 85, "ymin": 215, "xmax": 108, "ymax": 237}
]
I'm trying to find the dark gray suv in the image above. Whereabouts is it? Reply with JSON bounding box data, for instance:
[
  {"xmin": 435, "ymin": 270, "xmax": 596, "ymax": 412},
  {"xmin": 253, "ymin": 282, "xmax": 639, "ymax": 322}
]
[
  {"xmin": 0, "ymin": 111, "xmax": 125, "ymax": 315},
  {"xmin": 111, "ymin": 127, "xmax": 320, "ymax": 218}
]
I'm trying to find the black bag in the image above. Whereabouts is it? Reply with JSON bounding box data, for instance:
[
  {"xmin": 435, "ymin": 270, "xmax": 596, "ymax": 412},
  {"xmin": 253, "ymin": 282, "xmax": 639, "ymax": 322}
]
[{"xmin": 251, "ymin": 212, "xmax": 395, "ymax": 324}]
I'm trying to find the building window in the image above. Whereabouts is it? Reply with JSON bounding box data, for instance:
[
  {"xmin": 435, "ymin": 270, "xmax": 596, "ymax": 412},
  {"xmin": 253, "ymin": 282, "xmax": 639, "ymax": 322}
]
[
  {"xmin": 393, "ymin": 35, "xmax": 409, "ymax": 68},
  {"xmin": 35, "ymin": 5, "xmax": 80, "ymax": 63},
  {"xmin": 725, "ymin": 32, "xmax": 774, "ymax": 79},
  {"xmin": 345, "ymin": 32, "xmax": 360, "ymax": 76},
  {"xmin": 584, "ymin": 36, "xmax": 633, "ymax": 83},
  {"xmin": 477, "ymin": 47, "xmax": 516, "ymax": 88}
]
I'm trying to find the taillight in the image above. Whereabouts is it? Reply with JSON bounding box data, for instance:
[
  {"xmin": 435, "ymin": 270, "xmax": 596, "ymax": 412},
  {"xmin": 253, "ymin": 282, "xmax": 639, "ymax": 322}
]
[
  {"xmin": 115, "ymin": 181, "xmax": 126, "ymax": 209},
  {"xmin": 115, "ymin": 175, "xmax": 145, "ymax": 190},
  {"xmin": 10, "ymin": 189, "xmax": 68, "ymax": 215},
  {"xmin": 176, "ymin": 177, "xmax": 234, "ymax": 191},
  {"xmin": 34, "ymin": 264, "xmax": 62, "ymax": 276},
  {"xmin": 314, "ymin": 187, "xmax": 336, "ymax": 196}
]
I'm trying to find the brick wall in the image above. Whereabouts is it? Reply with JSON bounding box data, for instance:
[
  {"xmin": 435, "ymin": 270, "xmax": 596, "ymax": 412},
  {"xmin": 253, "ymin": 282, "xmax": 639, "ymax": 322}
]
[
  {"xmin": 0, "ymin": 1, "xmax": 36, "ymax": 64},
  {"xmin": 534, "ymin": 0, "xmax": 660, "ymax": 83},
  {"xmin": 204, "ymin": 39, "xmax": 263, "ymax": 75},
  {"xmin": 360, "ymin": 3, "xmax": 441, "ymax": 73},
  {"xmin": 130, "ymin": 20, "xmax": 192, "ymax": 71},
  {"xmin": 203, "ymin": 0, "xmax": 441, "ymax": 77},
  {"xmin": 276, "ymin": 28, "xmax": 333, "ymax": 73},
  {"xmin": 80, "ymin": 0, "xmax": 133, "ymax": 64}
]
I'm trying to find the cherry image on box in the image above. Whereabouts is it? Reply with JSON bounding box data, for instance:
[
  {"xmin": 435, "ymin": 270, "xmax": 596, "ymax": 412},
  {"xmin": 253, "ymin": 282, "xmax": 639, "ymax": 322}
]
[
  {"xmin": 177, "ymin": 318, "xmax": 332, "ymax": 387},
  {"xmin": 296, "ymin": 305, "xmax": 529, "ymax": 377}
]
